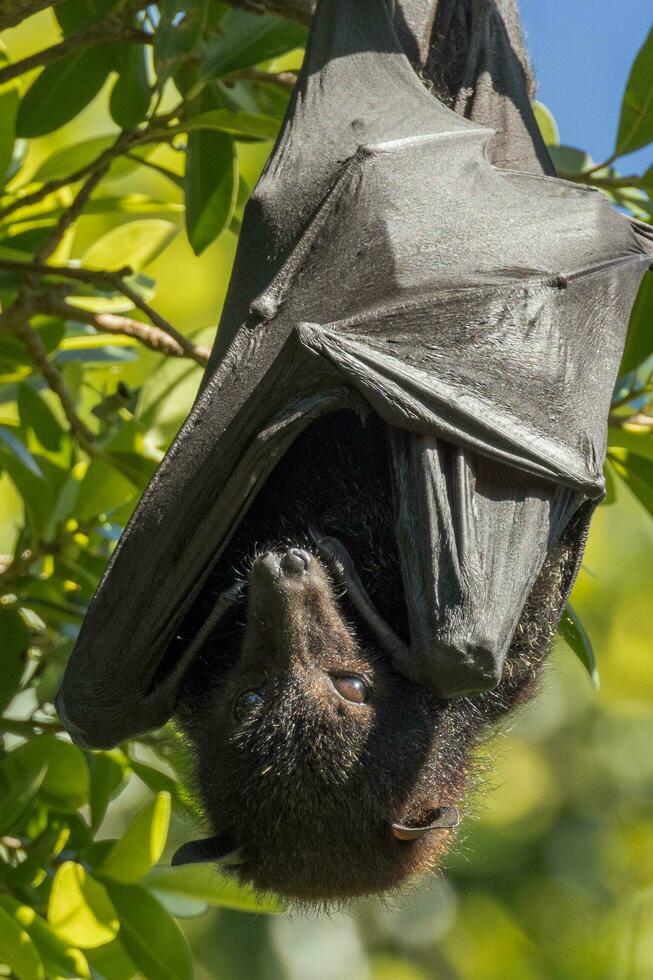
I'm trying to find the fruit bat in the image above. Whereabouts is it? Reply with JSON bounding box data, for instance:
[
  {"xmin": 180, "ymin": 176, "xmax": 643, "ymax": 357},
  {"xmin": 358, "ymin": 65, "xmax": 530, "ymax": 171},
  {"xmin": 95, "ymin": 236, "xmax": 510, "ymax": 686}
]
[{"xmin": 56, "ymin": 0, "xmax": 652, "ymax": 899}]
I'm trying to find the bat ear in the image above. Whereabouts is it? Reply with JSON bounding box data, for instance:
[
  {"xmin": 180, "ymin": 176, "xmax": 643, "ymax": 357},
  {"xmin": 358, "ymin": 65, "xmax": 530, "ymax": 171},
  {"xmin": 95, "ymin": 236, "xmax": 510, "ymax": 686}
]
[
  {"xmin": 391, "ymin": 805, "xmax": 460, "ymax": 841},
  {"xmin": 171, "ymin": 834, "xmax": 246, "ymax": 867}
]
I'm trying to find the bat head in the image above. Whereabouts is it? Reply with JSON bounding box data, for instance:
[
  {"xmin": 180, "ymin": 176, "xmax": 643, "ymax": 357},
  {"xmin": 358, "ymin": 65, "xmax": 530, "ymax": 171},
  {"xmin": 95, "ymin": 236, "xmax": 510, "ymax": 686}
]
[{"xmin": 176, "ymin": 545, "xmax": 464, "ymax": 902}]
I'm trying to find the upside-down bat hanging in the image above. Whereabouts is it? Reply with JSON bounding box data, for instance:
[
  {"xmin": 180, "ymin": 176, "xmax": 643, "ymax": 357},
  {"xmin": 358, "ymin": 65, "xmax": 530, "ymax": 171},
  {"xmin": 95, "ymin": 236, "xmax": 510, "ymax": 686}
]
[{"xmin": 57, "ymin": 0, "xmax": 652, "ymax": 902}]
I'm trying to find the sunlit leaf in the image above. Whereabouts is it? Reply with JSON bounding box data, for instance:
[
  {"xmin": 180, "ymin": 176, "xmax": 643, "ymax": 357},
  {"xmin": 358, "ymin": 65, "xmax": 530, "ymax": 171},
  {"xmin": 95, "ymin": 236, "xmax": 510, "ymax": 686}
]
[
  {"xmin": 0, "ymin": 84, "xmax": 20, "ymax": 186},
  {"xmin": 105, "ymin": 881, "xmax": 193, "ymax": 980},
  {"xmin": 608, "ymin": 426, "xmax": 653, "ymax": 463},
  {"xmin": 16, "ymin": 47, "xmax": 112, "ymax": 138},
  {"xmin": 4, "ymin": 736, "xmax": 90, "ymax": 812},
  {"xmin": 0, "ymin": 903, "xmax": 44, "ymax": 980},
  {"xmin": 33, "ymin": 137, "xmax": 153, "ymax": 183},
  {"xmin": 616, "ymin": 27, "xmax": 653, "ymax": 155},
  {"xmin": 0, "ymin": 896, "xmax": 89, "ymax": 980},
  {"xmin": 532, "ymin": 100, "xmax": 559, "ymax": 147},
  {"xmin": 48, "ymin": 863, "xmax": 119, "ymax": 949},
  {"xmin": 181, "ymin": 108, "xmax": 279, "ymax": 139},
  {"xmin": 82, "ymin": 220, "xmax": 178, "ymax": 272},
  {"xmin": 609, "ymin": 450, "xmax": 653, "ymax": 519},
  {"xmin": 145, "ymin": 863, "xmax": 285, "ymax": 914},
  {"xmin": 202, "ymin": 9, "xmax": 306, "ymax": 79},
  {"xmin": 100, "ymin": 792, "xmax": 171, "ymax": 883},
  {"xmin": 558, "ymin": 605, "xmax": 599, "ymax": 689}
]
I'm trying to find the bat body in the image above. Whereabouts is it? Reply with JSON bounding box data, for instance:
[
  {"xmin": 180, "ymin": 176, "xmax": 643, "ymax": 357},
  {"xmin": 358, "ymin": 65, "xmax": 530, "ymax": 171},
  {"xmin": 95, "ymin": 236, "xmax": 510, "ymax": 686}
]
[
  {"xmin": 174, "ymin": 408, "xmax": 579, "ymax": 900},
  {"xmin": 56, "ymin": 0, "xmax": 652, "ymax": 901}
]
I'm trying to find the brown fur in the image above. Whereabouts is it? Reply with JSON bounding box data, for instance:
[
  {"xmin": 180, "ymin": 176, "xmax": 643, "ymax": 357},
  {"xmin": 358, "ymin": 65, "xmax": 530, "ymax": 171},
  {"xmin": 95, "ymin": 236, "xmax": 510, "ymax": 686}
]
[{"xmin": 176, "ymin": 500, "xmax": 578, "ymax": 904}]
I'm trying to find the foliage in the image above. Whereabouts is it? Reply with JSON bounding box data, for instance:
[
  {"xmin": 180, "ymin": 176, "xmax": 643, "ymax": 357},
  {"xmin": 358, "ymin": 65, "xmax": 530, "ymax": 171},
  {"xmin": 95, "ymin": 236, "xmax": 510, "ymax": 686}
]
[{"xmin": 0, "ymin": 3, "xmax": 651, "ymax": 978}]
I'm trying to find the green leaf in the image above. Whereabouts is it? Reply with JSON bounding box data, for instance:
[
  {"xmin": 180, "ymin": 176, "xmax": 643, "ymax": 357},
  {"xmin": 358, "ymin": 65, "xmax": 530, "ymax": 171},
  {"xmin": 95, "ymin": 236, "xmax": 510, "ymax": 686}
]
[
  {"xmin": 0, "ymin": 85, "xmax": 20, "ymax": 186},
  {"xmin": 48, "ymin": 863, "xmax": 119, "ymax": 949},
  {"xmin": 16, "ymin": 47, "xmax": 112, "ymax": 138},
  {"xmin": 609, "ymin": 450, "xmax": 653, "ymax": 519},
  {"xmin": 185, "ymin": 120, "xmax": 237, "ymax": 254},
  {"xmin": 181, "ymin": 108, "xmax": 279, "ymax": 139},
  {"xmin": 616, "ymin": 27, "xmax": 653, "ymax": 155},
  {"xmin": 55, "ymin": 0, "xmax": 119, "ymax": 35},
  {"xmin": 145, "ymin": 863, "xmax": 285, "ymax": 914},
  {"xmin": 18, "ymin": 384, "xmax": 66, "ymax": 452},
  {"xmin": 88, "ymin": 751, "xmax": 128, "ymax": 832},
  {"xmin": 154, "ymin": 0, "xmax": 209, "ymax": 85},
  {"xmin": 202, "ymin": 8, "xmax": 306, "ymax": 79},
  {"xmin": 0, "ymin": 897, "xmax": 89, "ymax": 980},
  {"xmin": 532, "ymin": 100, "xmax": 559, "ymax": 147},
  {"xmin": 559, "ymin": 605, "xmax": 599, "ymax": 689},
  {"xmin": 548, "ymin": 144, "xmax": 594, "ymax": 177},
  {"xmin": 4, "ymin": 736, "xmax": 90, "ymax": 811},
  {"xmin": 100, "ymin": 792, "xmax": 171, "ymax": 883},
  {"xmin": 105, "ymin": 881, "xmax": 193, "ymax": 980},
  {"xmin": 82, "ymin": 219, "xmax": 178, "ymax": 271},
  {"xmin": 0, "ymin": 759, "xmax": 46, "ymax": 836},
  {"xmin": 0, "ymin": 903, "xmax": 44, "ymax": 980},
  {"xmin": 110, "ymin": 44, "xmax": 151, "ymax": 130},
  {"xmin": 127, "ymin": 755, "xmax": 184, "ymax": 804},
  {"xmin": 619, "ymin": 271, "xmax": 653, "ymax": 376},
  {"xmin": 85, "ymin": 939, "xmax": 137, "ymax": 980},
  {"xmin": 0, "ymin": 425, "xmax": 44, "ymax": 477},
  {"xmin": 0, "ymin": 605, "xmax": 30, "ymax": 712},
  {"xmin": 33, "ymin": 137, "xmax": 153, "ymax": 182},
  {"xmin": 608, "ymin": 427, "xmax": 653, "ymax": 463}
]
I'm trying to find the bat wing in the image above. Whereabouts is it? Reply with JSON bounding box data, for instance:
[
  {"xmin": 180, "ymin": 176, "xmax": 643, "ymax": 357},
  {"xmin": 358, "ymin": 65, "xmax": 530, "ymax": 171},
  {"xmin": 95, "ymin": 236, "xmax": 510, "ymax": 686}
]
[{"xmin": 57, "ymin": 0, "xmax": 652, "ymax": 746}]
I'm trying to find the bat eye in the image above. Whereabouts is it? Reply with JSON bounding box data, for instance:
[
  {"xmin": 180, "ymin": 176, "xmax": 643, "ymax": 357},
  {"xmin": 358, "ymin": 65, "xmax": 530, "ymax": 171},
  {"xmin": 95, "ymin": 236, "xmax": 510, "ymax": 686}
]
[
  {"xmin": 233, "ymin": 689, "xmax": 264, "ymax": 723},
  {"xmin": 331, "ymin": 675, "xmax": 369, "ymax": 704}
]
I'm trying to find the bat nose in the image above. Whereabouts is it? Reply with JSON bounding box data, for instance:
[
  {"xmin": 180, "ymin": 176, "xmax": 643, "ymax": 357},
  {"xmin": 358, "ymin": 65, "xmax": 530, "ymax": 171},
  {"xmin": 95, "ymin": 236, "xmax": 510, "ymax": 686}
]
[{"xmin": 280, "ymin": 548, "xmax": 311, "ymax": 575}]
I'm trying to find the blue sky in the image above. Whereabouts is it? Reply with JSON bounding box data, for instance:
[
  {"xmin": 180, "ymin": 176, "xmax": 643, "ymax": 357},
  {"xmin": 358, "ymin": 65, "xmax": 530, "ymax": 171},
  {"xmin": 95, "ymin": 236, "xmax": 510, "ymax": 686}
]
[{"xmin": 520, "ymin": 0, "xmax": 651, "ymax": 175}]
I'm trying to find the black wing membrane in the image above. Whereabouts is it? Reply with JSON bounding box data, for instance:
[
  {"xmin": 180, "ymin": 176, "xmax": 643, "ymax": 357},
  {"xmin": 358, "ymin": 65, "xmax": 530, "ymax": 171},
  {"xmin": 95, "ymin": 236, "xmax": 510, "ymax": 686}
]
[{"xmin": 57, "ymin": 0, "xmax": 652, "ymax": 747}]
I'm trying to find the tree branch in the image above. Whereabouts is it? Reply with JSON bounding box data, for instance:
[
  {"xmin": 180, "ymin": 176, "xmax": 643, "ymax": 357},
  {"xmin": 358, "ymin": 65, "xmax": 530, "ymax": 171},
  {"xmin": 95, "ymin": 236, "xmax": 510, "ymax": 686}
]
[
  {"xmin": 0, "ymin": 300, "xmax": 97, "ymax": 454},
  {"xmin": 0, "ymin": 109, "xmax": 179, "ymax": 222},
  {"xmin": 557, "ymin": 170, "xmax": 644, "ymax": 192},
  {"xmin": 229, "ymin": 0, "xmax": 314, "ymax": 23},
  {"xmin": 0, "ymin": 258, "xmax": 210, "ymax": 367},
  {"xmin": 226, "ymin": 67, "xmax": 297, "ymax": 89},
  {"xmin": 0, "ymin": 22, "xmax": 151, "ymax": 86},
  {"xmin": 49, "ymin": 300, "xmax": 210, "ymax": 364},
  {"xmin": 0, "ymin": 0, "xmax": 64, "ymax": 30}
]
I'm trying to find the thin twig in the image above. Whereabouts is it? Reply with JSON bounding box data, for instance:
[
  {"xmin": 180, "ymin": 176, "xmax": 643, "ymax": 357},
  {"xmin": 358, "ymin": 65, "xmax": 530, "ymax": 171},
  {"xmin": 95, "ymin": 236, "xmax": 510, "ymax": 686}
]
[
  {"xmin": 51, "ymin": 299, "xmax": 210, "ymax": 364},
  {"xmin": 0, "ymin": 302, "xmax": 98, "ymax": 454},
  {"xmin": 0, "ymin": 258, "xmax": 209, "ymax": 366},
  {"xmin": 0, "ymin": 22, "xmax": 151, "ymax": 86},
  {"xmin": 0, "ymin": 110, "xmax": 180, "ymax": 222},
  {"xmin": 116, "ymin": 278, "xmax": 207, "ymax": 364},
  {"xmin": 36, "ymin": 167, "xmax": 109, "ymax": 264},
  {"xmin": 224, "ymin": 0, "xmax": 314, "ymax": 23},
  {"xmin": 557, "ymin": 170, "xmax": 644, "ymax": 191},
  {"xmin": 226, "ymin": 67, "xmax": 297, "ymax": 89}
]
